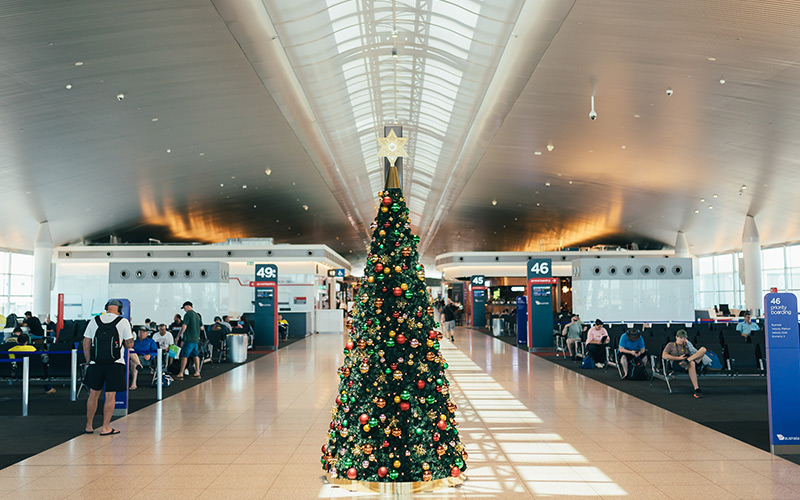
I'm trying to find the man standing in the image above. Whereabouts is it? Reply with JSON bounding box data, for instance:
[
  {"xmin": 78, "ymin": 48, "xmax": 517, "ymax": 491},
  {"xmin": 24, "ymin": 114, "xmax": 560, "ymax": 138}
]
[
  {"xmin": 23, "ymin": 311, "xmax": 44, "ymax": 340},
  {"xmin": 176, "ymin": 301, "xmax": 202, "ymax": 380},
  {"xmin": 441, "ymin": 299, "xmax": 458, "ymax": 342},
  {"xmin": 84, "ymin": 299, "xmax": 133, "ymax": 435},
  {"xmin": 736, "ymin": 312, "xmax": 759, "ymax": 338}
]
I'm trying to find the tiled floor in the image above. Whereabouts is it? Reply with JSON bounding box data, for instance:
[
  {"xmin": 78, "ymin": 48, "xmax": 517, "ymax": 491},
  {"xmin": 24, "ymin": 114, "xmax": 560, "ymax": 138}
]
[{"xmin": 2, "ymin": 328, "xmax": 799, "ymax": 499}]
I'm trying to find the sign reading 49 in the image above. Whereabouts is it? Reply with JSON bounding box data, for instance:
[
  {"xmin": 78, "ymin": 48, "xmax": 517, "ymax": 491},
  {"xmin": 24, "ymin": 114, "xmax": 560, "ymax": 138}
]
[{"xmin": 255, "ymin": 264, "xmax": 278, "ymax": 283}]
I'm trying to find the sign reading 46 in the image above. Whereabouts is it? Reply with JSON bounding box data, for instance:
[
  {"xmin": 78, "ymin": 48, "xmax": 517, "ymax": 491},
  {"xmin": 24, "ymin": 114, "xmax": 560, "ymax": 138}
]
[{"xmin": 527, "ymin": 259, "xmax": 552, "ymax": 278}]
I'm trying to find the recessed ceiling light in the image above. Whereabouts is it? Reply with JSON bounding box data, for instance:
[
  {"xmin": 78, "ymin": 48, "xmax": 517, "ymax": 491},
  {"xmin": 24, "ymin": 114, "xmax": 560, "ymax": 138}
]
[
  {"xmin": 166, "ymin": 149, "xmax": 171, "ymax": 153},
  {"xmin": 741, "ymin": 184, "xmax": 747, "ymax": 190},
  {"xmin": 569, "ymin": 181, "xmax": 573, "ymax": 184},
  {"xmin": 708, "ymin": 57, "xmax": 716, "ymax": 61},
  {"xmin": 700, "ymin": 198, "xmax": 705, "ymax": 202},
  {"xmin": 253, "ymin": 205, "xmax": 257, "ymax": 208},
  {"xmin": 74, "ymin": 61, "xmax": 84, "ymax": 66},
  {"xmin": 708, "ymin": 206, "xmax": 713, "ymax": 209},
  {"xmin": 536, "ymin": 203, "xmax": 540, "ymax": 207},
  {"xmin": 302, "ymin": 205, "xmax": 309, "ymax": 211},
  {"xmin": 621, "ymin": 145, "xmax": 626, "ymax": 149},
  {"xmin": 546, "ymin": 143, "xmax": 555, "ymax": 152},
  {"xmin": 219, "ymin": 183, "xmax": 224, "ymax": 187},
  {"xmin": 694, "ymin": 210, "xmax": 700, "ymax": 214},
  {"xmin": 534, "ymin": 151, "xmax": 542, "ymax": 155},
  {"xmin": 545, "ymin": 182, "xmax": 550, "ymax": 187},
  {"xmin": 242, "ymin": 185, "xmax": 247, "ymax": 189},
  {"xmin": 719, "ymin": 78, "xmax": 726, "ymax": 84},
  {"xmin": 199, "ymin": 153, "xmax": 204, "ymax": 156},
  {"xmin": 265, "ymin": 168, "xmax": 272, "ymax": 175},
  {"xmin": 65, "ymin": 84, "xmax": 72, "ymax": 89},
  {"xmin": 151, "ymin": 118, "xmax": 158, "ymax": 122},
  {"xmin": 713, "ymin": 194, "xmax": 718, "ymax": 198},
  {"xmin": 634, "ymin": 114, "xmax": 640, "ymax": 118},
  {"xmin": 491, "ymin": 200, "xmax": 497, "ymax": 206}
]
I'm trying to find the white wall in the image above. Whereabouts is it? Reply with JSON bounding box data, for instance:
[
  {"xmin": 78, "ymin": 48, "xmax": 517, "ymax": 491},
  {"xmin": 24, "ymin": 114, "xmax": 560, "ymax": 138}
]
[
  {"xmin": 52, "ymin": 263, "xmax": 110, "ymax": 319},
  {"xmin": 571, "ymin": 258, "xmax": 694, "ymax": 322}
]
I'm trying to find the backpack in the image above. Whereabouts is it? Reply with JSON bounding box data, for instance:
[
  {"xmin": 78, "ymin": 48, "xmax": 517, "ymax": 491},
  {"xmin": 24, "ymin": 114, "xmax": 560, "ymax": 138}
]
[
  {"xmin": 580, "ymin": 356, "xmax": 594, "ymax": 369},
  {"xmin": 705, "ymin": 350, "xmax": 723, "ymax": 370},
  {"xmin": 91, "ymin": 316, "xmax": 123, "ymax": 364},
  {"xmin": 628, "ymin": 357, "xmax": 649, "ymax": 380},
  {"xmin": 151, "ymin": 373, "xmax": 174, "ymax": 388}
]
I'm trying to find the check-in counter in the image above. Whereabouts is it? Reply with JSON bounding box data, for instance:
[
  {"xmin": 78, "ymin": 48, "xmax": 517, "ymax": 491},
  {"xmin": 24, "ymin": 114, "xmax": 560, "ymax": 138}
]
[{"xmin": 316, "ymin": 309, "xmax": 344, "ymax": 334}]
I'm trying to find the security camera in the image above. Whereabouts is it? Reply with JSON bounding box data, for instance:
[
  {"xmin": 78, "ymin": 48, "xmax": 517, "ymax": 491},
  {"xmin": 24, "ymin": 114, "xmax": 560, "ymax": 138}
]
[
  {"xmin": 589, "ymin": 110, "xmax": 597, "ymax": 120},
  {"xmin": 116, "ymin": 93, "xmax": 125, "ymax": 101},
  {"xmin": 666, "ymin": 87, "xmax": 673, "ymax": 96}
]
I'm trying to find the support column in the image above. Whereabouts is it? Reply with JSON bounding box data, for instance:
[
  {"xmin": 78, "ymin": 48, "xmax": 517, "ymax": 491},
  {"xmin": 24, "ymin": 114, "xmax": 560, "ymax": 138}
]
[
  {"xmin": 742, "ymin": 216, "xmax": 763, "ymax": 316},
  {"xmin": 33, "ymin": 222, "xmax": 53, "ymax": 319},
  {"xmin": 674, "ymin": 231, "xmax": 691, "ymax": 257}
]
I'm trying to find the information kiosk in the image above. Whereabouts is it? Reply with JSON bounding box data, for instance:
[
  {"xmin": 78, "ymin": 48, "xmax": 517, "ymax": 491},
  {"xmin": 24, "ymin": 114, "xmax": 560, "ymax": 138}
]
[
  {"xmin": 526, "ymin": 259, "xmax": 557, "ymax": 349},
  {"xmin": 469, "ymin": 275, "xmax": 487, "ymax": 328},
  {"xmin": 253, "ymin": 264, "xmax": 278, "ymax": 349},
  {"xmin": 764, "ymin": 292, "xmax": 800, "ymax": 454}
]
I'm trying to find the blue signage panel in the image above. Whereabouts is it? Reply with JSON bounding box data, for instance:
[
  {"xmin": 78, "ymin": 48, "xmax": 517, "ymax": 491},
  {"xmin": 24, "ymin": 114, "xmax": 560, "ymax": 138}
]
[
  {"xmin": 527, "ymin": 259, "xmax": 554, "ymax": 349},
  {"xmin": 516, "ymin": 296, "xmax": 528, "ymax": 346},
  {"xmin": 763, "ymin": 293, "xmax": 800, "ymax": 453},
  {"xmin": 254, "ymin": 264, "xmax": 278, "ymax": 349},
  {"xmin": 472, "ymin": 288, "xmax": 487, "ymax": 328}
]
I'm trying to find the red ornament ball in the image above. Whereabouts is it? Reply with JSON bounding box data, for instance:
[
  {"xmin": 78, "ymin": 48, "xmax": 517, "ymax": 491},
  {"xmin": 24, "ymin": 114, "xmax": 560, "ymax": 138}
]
[
  {"xmin": 428, "ymin": 330, "xmax": 437, "ymax": 339},
  {"xmin": 382, "ymin": 440, "xmax": 390, "ymax": 448},
  {"xmin": 396, "ymin": 334, "xmax": 406, "ymax": 344},
  {"xmin": 321, "ymin": 444, "xmax": 328, "ymax": 454},
  {"xmin": 345, "ymin": 341, "xmax": 354, "ymax": 351},
  {"xmin": 437, "ymin": 420, "xmax": 448, "ymax": 431},
  {"xmin": 375, "ymin": 263, "xmax": 384, "ymax": 272},
  {"xmin": 359, "ymin": 413, "xmax": 369, "ymax": 425},
  {"xmin": 399, "ymin": 401, "xmax": 410, "ymax": 411},
  {"xmin": 393, "ymin": 287, "xmax": 403, "ymax": 297},
  {"xmin": 417, "ymin": 380, "xmax": 425, "ymax": 389},
  {"xmin": 382, "ymin": 286, "xmax": 388, "ymax": 293},
  {"xmin": 347, "ymin": 467, "xmax": 358, "ymax": 480},
  {"xmin": 335, "ymin": 395, "xmax": 342, "ymax": 405},
  {"xmin": 378, "ymin": 466, "xmax": 389, "ymax": 478},
  {"xmin": 382, "ymin": 196, "xmax": 392, "ymax": 206},
  {"xmin": 451, "ymin": 467, "xmax": 461, "ymax": 477}
]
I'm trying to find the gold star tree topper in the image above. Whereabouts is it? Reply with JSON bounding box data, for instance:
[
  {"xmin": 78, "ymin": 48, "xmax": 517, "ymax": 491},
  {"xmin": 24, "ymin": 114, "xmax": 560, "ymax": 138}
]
[{"xmin": 376, "ymin": 129, "xmax": 408, "ymax": 166}]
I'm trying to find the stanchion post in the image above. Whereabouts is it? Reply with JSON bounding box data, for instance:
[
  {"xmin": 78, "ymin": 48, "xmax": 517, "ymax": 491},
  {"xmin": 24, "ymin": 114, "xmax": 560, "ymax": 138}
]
[
  {"xmin": 22, "ymin": 356, "xmax": 30, "ymax": 417},
  {"xmin": 70, "ymin": 349, "xmax": 77, "ymax": 401},
  {"xmin": 156, "ymin": 348, "xmax": 163, "ymax": 401}
]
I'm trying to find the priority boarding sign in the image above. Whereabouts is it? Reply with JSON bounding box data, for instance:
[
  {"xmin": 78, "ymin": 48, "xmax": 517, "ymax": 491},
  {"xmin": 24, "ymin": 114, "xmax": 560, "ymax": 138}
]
[{"xmin": 763, "ymin": 292, "xmax": 800, "ymax": 454}]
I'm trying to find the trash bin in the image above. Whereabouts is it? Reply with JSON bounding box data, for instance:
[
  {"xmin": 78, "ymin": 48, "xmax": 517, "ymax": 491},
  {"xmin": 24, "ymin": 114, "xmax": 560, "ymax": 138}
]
[
  {"xmin": 492, "ymin": 318, "xmax": 504, "ymax": 337},
  {"xmin": 227, "ymin": 334, "xmax": 248, "ymax": 363}
]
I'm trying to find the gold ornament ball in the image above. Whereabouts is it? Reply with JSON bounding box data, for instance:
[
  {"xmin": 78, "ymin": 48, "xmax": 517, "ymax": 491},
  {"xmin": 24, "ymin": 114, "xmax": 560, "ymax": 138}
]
[
  {"xmin": 367, "ymin": 276, "xmax": 375, "ymax": 283},
  {"xmin": 384, "ymin": 268, "xmax": 391, "ymax": 275},
  {"xmin": 389, "ymin": 330, "xmax": 396, "ymax": 337},
  {"xmin": 394, "ymin": 395, "xmax": 401, "ymax": 404},
  {"xmin": 379, "ymin": 230, "xmax": 386, "ymax": 237},
  {"xmin": 381, "ymin": 206, "xmax": 388, "ymax": 213},
  {"xmin": 394, "ymin": 265, "xmax": 402, "ymax": 273},
  {"xmin": 393, "ymin": 460, "xmax": 401, "ymax": 469},
  {"xmin": 400, "ymin": 283, "xmax": 409, "ymax": 291},
  {"xmin": 393, "ymin": 370, "xmax": 403, "ymax": 380}
]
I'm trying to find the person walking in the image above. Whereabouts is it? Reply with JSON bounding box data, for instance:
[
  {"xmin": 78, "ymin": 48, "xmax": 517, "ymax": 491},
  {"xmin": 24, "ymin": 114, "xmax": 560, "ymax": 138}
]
[
  {"xmin": 176, "ymin": 301, "xmax": 202, "ymax": 380},
  {"xmin": 83, "ymin": 299, "xmax": 133, "ymax": 435}
]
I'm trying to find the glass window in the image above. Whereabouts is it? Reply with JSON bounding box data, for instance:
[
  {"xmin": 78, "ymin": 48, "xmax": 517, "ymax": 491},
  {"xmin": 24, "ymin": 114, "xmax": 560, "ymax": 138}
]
[
  {"xmin": 9, "ymin": 253, "xmax": 33, "ymax": 275},
  {"xmin": 788, "ymin": 268, "xmax": 800, "ymax": 290},
  {"xmin": 698, "ymin": 256, "xmax": 714, "ymax": 275},
  {"xmin": 716, "ymin": 273, "xmax": 734, "ymax": 291},
  {"xmin": 762, "ymin": 247, "xmax": 785, "ymax": 270},
  {"xmin": 787, "ymin": 245, "xmax": 800, "ymax": 268},
  {"xmin": 697, "ymin": 274, "xmax": 715, "ymax": 291},
  {"xmin": 763, "ymin": 269, "xmax": 786, "ymax": 290},
  {"xmin": 9, "ymin": 275, "xmax": 32, "ymax": 296},
  {"xmin": 0, "ymin": 251, "xmax": 9, "ymax": 274},
  {"xmin": 714, "ymin": 254, "xmax": 734, "ymax": 273},
  {"xmin": 697, "ymin": 292, "xmax": 715, "ymax": 309}
]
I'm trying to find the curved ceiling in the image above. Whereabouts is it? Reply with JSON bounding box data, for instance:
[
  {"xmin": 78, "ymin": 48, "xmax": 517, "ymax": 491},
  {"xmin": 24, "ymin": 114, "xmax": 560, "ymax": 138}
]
[{"xmin": 1, "ymin": 0, "xmax": 799, "ymax": 262}]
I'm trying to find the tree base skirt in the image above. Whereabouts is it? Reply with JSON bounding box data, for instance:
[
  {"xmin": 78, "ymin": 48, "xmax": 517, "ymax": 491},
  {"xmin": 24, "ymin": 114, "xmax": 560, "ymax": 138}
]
[{"xmin": 327, "ymin": 473, "xmax": 465, "ymax": 493}]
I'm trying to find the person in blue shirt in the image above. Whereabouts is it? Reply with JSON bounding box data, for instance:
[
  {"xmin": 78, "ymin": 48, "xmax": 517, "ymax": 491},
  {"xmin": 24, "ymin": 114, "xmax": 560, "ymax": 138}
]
[
  {"xmin": 617, "ymin": 328, "xmax": 646, "ymax": 379},
  {"xmin": 132, "ymin": 326, "xmax": 158, "ymax": 372},
  {"xmin": 736, "ymin": 313, "xmax": 759, "ymax": 338}
]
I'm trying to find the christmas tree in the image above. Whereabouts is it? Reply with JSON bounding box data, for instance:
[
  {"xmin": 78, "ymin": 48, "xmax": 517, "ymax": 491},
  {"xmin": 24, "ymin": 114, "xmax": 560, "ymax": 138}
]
[{"xmin": 321, "ymin": 165, "xmax": 467, "ymax": 488}]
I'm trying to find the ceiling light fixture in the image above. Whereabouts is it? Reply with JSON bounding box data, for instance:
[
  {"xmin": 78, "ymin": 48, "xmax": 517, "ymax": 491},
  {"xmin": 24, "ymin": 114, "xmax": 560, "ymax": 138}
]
[
  {"xmin": 74, "ymin": 61, "xmax": 84, "ymax": 66},
  {"xmin": 534, "ymin": 151, "xmax": 542, "ymax": 155},
  {"xmin": 713, "ymin": 193, "xmax": 718, "ymax": 198},
  {"xmin": 719, "ymin": 78, "xmax": 726, "ymax": 84},
  {"xmin": 265, "ymin": 168, "xmax": 272, "ymax": 175},
  {"xmin": 392, "ymin": 48, "xmax": 398, "ymax": 59},
  {"xmin": 700, "ymin": 198, "xmax": 705, "ymax": 202},
  {"xmin": 545, "ymin": 182, "xmax": 550, "ymax": 187},
  {"xmin": 491, "ymin": 200, "xmax": 497, "ymax": 206},
  {"xmin": 546, "ymin": 143, "xmax": 554, "ymax": 152},
  {"xmin": 65, "ymin": 84, "xmax": 72, "ymax": 89},
  {"xmin": 708, "ymin": 56, "xmax": 716, "ymax": 61}
]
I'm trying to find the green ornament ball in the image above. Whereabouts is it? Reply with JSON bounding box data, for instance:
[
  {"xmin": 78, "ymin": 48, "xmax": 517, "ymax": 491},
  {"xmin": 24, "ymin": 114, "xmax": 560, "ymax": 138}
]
[
  {"xmin": 415, "ymin": 428, "xmax": 423, "ymax": 436},
  {"xmin": 400, "ymin": 390, "xmax": 411, "ymax": 400},
  {"xmin": 369, "ymin": 418, "xmax": 378, "ymax": 427},
  {"xmin": 389, "ymin": 471, "xmax": 399, "ymax": 480},
  {"xmin": 385, "ymin": 368, "xmax": 392, "ymax": 375},
  {"xmin": 443, "ymin": 362, "xmax": 449, "ymax": 369},
  {"xmin": 386, "ymin": 339, "xmax": 395, "ymax": 347},
  {"xmin": 341, "ymin": 420, "xmax": 348, "ymax": 427},
  {"xmin": 404, "ymin": 291, "xmax": 413, "ymax": 298}
]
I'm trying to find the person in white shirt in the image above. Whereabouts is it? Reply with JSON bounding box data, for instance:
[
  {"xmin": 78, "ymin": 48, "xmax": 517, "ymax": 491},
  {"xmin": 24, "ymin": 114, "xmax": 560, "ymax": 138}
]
[
  {"xmin": 83, "ymin": 299, "xmax": 133, "ymax": 436},
  {"xmin": 152, "ymin": 323, "xmax": 174, "ymax": 350}
]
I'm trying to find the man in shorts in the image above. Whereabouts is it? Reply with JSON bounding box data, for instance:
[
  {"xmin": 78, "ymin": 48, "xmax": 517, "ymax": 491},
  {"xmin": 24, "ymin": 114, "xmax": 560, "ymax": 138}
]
[
  {"xmin": 83, "ymin": 299, "xmax": 134, "ymax": 435},
  {"xmin": 662, "ymin": 329, "xmax": 707, "ymax": 398},
  {"xmin": 562, "ymin": 314, "xmax": 585, "ymax": 360},
  {"xmin": 441, "ymin": 299, "xmax": 458, "ymax": 342},
  {"xmin": 176, "ymin": 301, "xmax": 202, "ymax": 380}
]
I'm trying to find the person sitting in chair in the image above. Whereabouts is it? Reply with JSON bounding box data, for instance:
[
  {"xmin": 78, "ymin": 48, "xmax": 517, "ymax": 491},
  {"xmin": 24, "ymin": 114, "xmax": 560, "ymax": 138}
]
[
  {"xmin": 662, "ymin": 330, "xmax": 707, "ymax": 399},
  {"xmin": 617, "ymin": 328, "xmax": 646, "ymax": 379},
  {"xmin": 585, "ymin": 319, "xmax": 609, "ymax": 368},
  {"xmin": 278, "ymin": 315, "xmax": 289, "ymax": 341}
]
